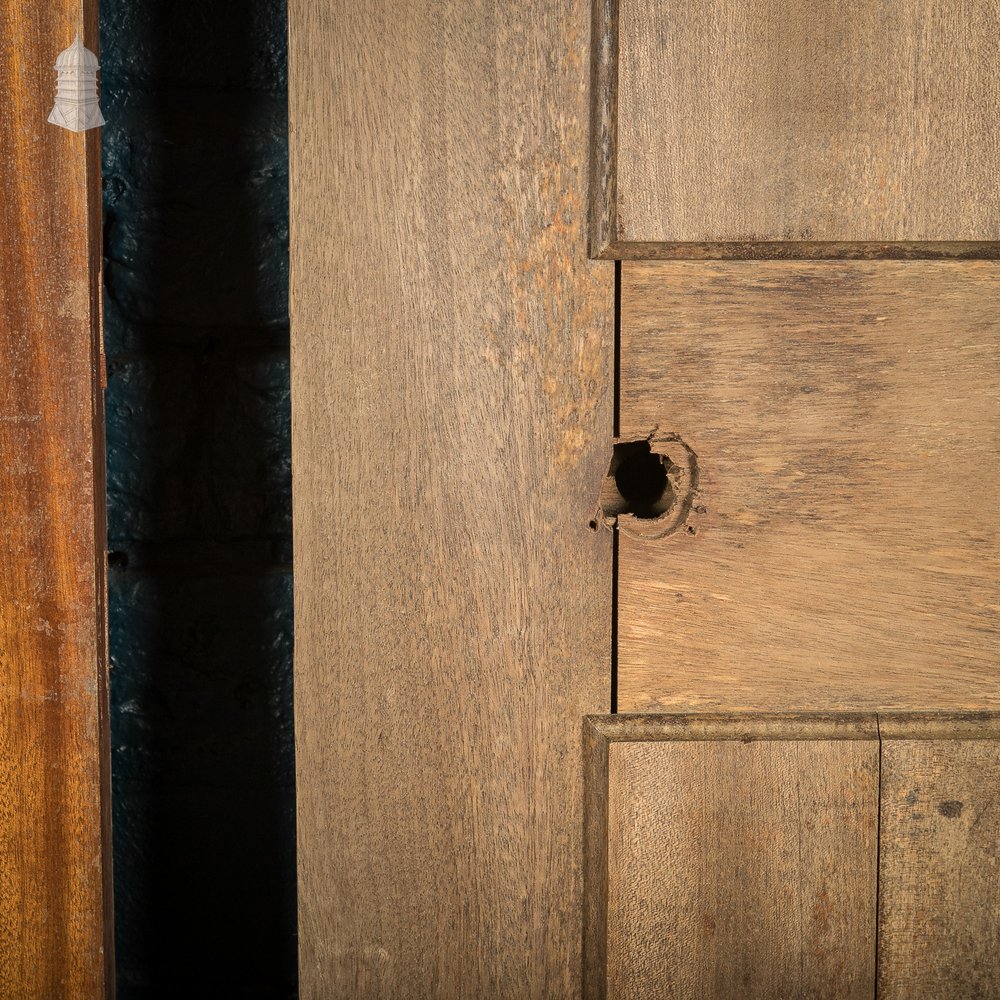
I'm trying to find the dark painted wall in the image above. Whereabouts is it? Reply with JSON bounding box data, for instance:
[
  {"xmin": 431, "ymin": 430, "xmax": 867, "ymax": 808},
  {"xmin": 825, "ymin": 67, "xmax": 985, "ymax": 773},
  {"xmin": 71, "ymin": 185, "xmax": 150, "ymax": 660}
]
[{"xmin": 99, "ymin": 2, "xmax": 295, "ymax": 995}]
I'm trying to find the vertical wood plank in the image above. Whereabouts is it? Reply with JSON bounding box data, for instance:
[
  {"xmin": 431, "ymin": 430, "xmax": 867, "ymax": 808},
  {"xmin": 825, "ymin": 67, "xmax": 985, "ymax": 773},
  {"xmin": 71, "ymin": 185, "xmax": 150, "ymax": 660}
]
[
  {"xmin": 584, "ymin": 717, "xmax": 880, "ymax": 1000},
  {"xmin": 289, "ymin": 2, "xmax": 613, "ymax": 996},
  {"xmin": 0, "ymin": 1, "xmax": 111, "ymax": 997},
  {"xmin": 878, "ymin": 730, "xmax": 1000, "ymax": 998},
  {"xmin": 605, "ymin": 738, "xmax": 878, "ymax": 999},
  {"xmin": 583, "ymin": 720, "xmax": 611, "ymax": 1000}
]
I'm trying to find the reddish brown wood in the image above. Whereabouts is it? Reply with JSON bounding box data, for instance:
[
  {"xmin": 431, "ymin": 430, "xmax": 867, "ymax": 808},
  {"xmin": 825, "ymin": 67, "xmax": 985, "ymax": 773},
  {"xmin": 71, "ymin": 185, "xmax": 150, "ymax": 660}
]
[{"xmin": 0, "ymin": 2, "xmax": 111, "ymax": 996}]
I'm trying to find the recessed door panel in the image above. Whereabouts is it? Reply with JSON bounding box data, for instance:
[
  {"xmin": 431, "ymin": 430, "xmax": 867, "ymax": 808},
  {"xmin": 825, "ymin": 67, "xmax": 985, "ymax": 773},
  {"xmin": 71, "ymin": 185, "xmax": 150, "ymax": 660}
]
[
  {"xmin": 593, "ymin": 0, "xmax": 1000, "ymax": 256},
  {"xmin": 616, "ymin": 260, "xmax": 1000, "ymax": 713}
]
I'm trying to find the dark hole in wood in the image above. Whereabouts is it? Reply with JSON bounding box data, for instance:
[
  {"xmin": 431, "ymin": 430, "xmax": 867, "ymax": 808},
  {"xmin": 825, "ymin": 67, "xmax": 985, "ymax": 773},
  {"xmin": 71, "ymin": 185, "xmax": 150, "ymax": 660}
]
[
  {"xmin": 613, "ymin": 440, "xmax": 673, "ymax": 519},
  {"xmin": 108, "ymin": 550, "xmax": 130, "ymax": 570}
]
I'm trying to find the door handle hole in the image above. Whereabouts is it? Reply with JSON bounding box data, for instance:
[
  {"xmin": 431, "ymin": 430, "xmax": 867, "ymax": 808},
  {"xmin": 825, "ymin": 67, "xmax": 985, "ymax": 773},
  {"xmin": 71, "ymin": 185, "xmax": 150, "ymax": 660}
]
[
  {"xmin": 594, "ymin": 431, "xmax": 700, "ymax": 540},
  {"xmin": 613, "ymin": 440, "xmax": 673, "ymax": 519}
]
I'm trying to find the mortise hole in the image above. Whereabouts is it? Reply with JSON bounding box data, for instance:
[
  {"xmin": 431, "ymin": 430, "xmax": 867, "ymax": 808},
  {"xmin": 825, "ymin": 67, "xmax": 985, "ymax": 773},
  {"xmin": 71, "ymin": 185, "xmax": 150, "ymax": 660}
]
[{"xmin": 612, "ymin": 440, "xmax": 673, "ymax": 519}]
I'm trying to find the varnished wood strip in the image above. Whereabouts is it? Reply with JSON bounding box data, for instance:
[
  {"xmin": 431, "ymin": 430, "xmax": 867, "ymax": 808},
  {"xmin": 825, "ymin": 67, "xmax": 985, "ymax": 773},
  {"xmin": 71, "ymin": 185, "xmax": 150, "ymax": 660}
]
[
  {"xmin": 593, "ymin": 0, "xmax": 1000, "ymax": 255},
  {"xmin": 289, "ymin": 2, "xmax": 614, "ymax": 996},
  {"xmin": 618, "ymin": 260, "xmax": 1000, "ymax": 713},
  {"xmin": 605, "ymin": 737, "xmax": 878, "ymax": 999},
  {"xmin": 878, "ymin": 739, "xmax": 1000, "ymax": 998},
  {"xmin": 0, "ymin": 2, "xmax": 111, "ymax": 997}
]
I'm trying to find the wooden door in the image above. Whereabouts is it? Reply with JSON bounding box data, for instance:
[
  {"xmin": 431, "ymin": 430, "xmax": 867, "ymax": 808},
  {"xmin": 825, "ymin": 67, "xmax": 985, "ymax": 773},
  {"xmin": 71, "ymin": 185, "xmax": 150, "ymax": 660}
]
[
  {"xmin": 0, "ymin": 2, "xmax": 112, "ymax": 997},
  {"xmin": 290, "ymin": 2, "xmax": 1000, "ymax": 997}
]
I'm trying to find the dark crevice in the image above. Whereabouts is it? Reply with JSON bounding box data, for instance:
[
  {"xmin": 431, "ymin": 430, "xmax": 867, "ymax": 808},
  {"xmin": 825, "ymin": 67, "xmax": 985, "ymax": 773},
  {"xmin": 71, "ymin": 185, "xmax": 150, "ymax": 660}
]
[
  {"xmin": 100, "ymin": 1, "xmax": 295, "ymax": 996},
  {"xmin": 874, "ymin": 712, "xmax": 883, "ymax": 1000},
  {"xmin": 613, "ymin": 259, "xmax": 621, "ymax": 438},
  {"xmin": 610, "ymin": 526, "xmax": 619, "ymax": 715},
  {"xmin": 612, "ymin": 439, "xmax": 672, "ymax": 519},
  {"xmin": 610, "ymin": 260, "xmax": 621, "ymax": 714}
]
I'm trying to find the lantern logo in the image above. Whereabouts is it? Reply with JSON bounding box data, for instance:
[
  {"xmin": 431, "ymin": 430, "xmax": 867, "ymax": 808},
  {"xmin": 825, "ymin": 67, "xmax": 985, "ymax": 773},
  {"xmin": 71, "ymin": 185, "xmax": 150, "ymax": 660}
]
[{"xmin": 48, "ymin": 34, "xmax": 106, "ymax": 133}]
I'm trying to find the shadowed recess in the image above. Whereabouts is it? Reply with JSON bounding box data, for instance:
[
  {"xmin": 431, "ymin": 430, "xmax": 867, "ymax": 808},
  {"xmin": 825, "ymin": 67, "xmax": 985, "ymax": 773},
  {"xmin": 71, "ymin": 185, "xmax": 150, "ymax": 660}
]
[
  {"xmin": 613, "ymin": 439, "xmax": 671, "ymax": 519},
  {"xmin": 99, "ymin": 1, "xmax": 295, "ymax": 995}
]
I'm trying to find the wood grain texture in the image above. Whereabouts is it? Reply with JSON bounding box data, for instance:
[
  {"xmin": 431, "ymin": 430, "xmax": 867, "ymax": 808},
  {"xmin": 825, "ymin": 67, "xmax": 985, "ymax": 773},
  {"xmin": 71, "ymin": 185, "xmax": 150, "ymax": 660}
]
[
  {"xmin": 289, "ymin": 2, "xmax": 613, "ymax": 996},
  {"xmin": 617, "ymin": 260, "xmax": 1000, "ymax": 713},
  {"xmin": 586, "ymin": 714, "xmax": 1000, "ymax": 999},
  {"xmin": 583, "ymin": 718, "xmax": 611, "ymax": 1000},
  {"xmin": 590, "ymin": 719, "xmax": 879, "ymax": 1000},
  {"xmin": 0, "ymin": 2, "xmax": 111, "ymax": 997},
  {"xmin": 592, "ymin": 0, "xmax": 1000, "ymax": 256},
  {"xmin": 878, "ymin": 735, "xmax": 1000, "ymax": 999}
]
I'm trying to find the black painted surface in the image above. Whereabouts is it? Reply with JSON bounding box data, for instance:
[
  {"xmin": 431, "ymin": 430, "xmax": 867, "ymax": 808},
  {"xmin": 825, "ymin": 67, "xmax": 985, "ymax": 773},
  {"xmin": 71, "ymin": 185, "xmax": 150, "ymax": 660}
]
[{"xmin": 99, "ymin": 2, "xmax": 295, "ymax": 995}]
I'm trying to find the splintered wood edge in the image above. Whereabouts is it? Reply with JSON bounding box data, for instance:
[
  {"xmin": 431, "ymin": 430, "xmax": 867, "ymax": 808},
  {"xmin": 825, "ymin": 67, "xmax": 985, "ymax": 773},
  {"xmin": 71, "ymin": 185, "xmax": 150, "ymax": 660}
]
[{"xmin": 594, "ymin": 430, "xmax": 699, "ymax": 540}]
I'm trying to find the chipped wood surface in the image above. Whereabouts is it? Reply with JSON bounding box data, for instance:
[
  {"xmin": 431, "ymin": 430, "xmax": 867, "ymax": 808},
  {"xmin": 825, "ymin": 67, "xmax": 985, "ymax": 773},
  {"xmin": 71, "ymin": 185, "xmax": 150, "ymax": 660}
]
[
  {"xmin": 584, "ymin": 715, "xmax": 879, "ymax": 1000},
  {"xmin": 0, "ymin": 1, "xmax": 111, "ymax": 997},
  {"xmin": 617, "ymin": 260, "xmax": 1000, "ymax": 713},
  {"xmin": 289, "ymin": 1, "xmax": 613, "ymax": 996},
  {"xmin": 878, "ymin": 736, "xmax": 1000, "ymax": 999},
  {"xmin": 592, "ymin": 0, "xmax": 1000, "ymax": 256}
]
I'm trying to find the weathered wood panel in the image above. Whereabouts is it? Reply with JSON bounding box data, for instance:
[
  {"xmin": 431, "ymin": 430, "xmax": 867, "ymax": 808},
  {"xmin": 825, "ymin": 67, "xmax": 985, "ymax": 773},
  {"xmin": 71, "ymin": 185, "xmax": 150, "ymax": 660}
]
[
  {"xmin": 616, "ymin": 260, "xmax": 1000, "ymax": 713},
  {"xmin": 878, "ymin": 718, "xmax": 1000, "ymax": 999},
  {"xmin": 584, "ymin": 714, "xmax": 879, "ymax": 1000},
  {"xmin": 289, "ymin": 2, "xmax": 614, "ymax": 996},
  {"xmin": 0, "ymin": 3, "xmax": 111, "ymax": 997},
  {"xmin": 592, "ymin": 0, "xmax": 1000, "ymax": 257}
]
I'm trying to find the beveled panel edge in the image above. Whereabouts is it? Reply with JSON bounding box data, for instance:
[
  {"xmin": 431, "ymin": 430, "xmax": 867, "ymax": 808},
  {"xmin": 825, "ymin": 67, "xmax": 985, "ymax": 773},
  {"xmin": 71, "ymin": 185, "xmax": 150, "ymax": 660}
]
[
  {"xmin": 595, "ymin": 240, "xmax": 1000, "ymax": 261},
  {"xmin": 582, "ymin": 711, "xmax": 1000, "ymax": 999},
  {"xmin": 878, "ymin": 712, "xmax": 1000, "ymax": 741},
  {"xmin": 585, "ymin": 712, "xmax": 1000, "ymax": 745},
  {"xmin": 588, "ymin": 1, "xmax": 1000, "ymax": 260},
  {"xmin": 588, "ymin": 0, "xmax": 618, "ymax": 259},
  {"xmin": 585, "ymin": 712, "xmax": 879, "ymax": 743}
]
